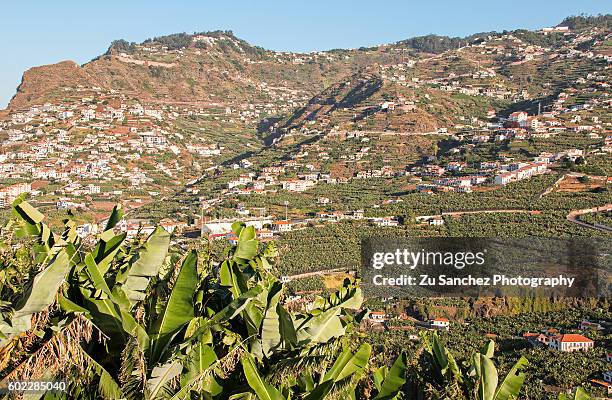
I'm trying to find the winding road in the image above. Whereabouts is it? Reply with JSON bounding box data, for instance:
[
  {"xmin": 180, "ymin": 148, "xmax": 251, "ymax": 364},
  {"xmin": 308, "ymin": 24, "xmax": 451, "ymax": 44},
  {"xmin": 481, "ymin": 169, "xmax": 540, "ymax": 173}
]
[{"xmin": 566, "ymin": 204, "xmax": 612, "ymax": 232}]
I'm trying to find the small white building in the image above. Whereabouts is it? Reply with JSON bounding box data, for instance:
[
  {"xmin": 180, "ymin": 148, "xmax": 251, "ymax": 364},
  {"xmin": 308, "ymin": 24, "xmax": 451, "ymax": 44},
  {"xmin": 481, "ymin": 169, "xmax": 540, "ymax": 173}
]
[
  {"xmin": 369, "ymin": 311, "xmax": 387, "ymax": 322},
  {"xmin": 430, "ymin": 318, "xmax": 450, "ymax": 331},
  {"xmin": 271, "ymin": 220, "xmax": 293, "ymax": 233},
  {"xmin": 87, "ymin": 184, "xmax": 101, "ymax": 194},
  {"xmin": 429, "ymin": 217, "xmax": 444, "ymax": 226},
  {"xmin": 257, "ymin": 229, "xmax": 274, "ymax": 239}
]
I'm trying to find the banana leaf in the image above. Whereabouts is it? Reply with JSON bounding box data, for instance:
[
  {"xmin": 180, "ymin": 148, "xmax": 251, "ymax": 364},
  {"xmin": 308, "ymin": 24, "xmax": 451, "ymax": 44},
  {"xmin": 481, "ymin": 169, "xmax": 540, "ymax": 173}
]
[{"xmin": 150, "ymin": 251, "xmax": 198, "ymax": 364}]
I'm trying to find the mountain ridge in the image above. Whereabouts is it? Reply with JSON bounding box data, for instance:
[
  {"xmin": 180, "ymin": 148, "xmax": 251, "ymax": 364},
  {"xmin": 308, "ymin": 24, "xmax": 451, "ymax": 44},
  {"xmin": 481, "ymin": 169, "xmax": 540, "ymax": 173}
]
[{"xmin": 8, "ymin": 14, "xmax": 611, "ymax": 111}]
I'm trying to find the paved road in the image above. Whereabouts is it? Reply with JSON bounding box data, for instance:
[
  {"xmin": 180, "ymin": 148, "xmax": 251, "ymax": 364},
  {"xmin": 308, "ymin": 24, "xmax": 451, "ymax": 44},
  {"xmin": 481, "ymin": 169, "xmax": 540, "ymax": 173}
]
[
  {"xmin": 284, "ymin": 267, "xmax": 355, "ymax": 281},
  {"xmin": 566, "ymin": 204, "xmax": 612, "ymax": 232},
  {"xmin": 416, "ymin": 209, "xmax": 541, "ymax": 221}
]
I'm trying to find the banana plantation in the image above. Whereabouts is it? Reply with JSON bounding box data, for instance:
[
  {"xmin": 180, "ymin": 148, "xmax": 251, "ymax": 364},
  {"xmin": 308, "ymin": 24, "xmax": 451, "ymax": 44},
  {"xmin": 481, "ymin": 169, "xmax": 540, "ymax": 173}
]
[{"xmin": 0, "ymin": 197, "xmax": 592, "ymax": 399}]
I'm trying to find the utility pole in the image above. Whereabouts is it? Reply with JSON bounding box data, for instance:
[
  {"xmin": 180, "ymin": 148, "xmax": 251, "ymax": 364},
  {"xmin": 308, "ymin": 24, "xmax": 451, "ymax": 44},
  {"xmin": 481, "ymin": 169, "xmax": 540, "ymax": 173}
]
[{"xmin": 200, "ymin": 203, "xmax": 204, "ymax": 238}]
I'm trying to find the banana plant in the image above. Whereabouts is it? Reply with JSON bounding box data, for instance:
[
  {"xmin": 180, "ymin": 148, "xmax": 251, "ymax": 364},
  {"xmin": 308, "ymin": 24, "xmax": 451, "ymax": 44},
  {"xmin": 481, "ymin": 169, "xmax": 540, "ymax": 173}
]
[
  {"xmin": 421, "ymin": 333, "xmax": 528, "ymax": 400},
  {"xmin": 422, "ymin": 331, "xmax": 463, "ymax": 386},
  {"xmin": 241, "ymin": 342, "xmax": 381, "ymax": 400},
  {"xmin": 2, "ymin": 202, "xmax": 371, "ymax": 399},
  {"xmin": 0, "ymin": 197, "xmax": 73, "ymax": 346},
  {"xmin": 1, "ymin": 201, "xmax": 533, "ymax": 400},
  {"xmin": 373, "ymin": 352, "xmax": 408, "ymax": 400},
  {"xmin": 468, "ymin": 343, "xmax": 528, "ymax": 400}
]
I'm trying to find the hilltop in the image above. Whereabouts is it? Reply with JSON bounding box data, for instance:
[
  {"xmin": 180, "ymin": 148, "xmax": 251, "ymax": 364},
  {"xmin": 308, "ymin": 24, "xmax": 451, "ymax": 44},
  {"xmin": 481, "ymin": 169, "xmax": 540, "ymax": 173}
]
[{"xmin": 8, "ymin": 15, "xmax": 611, "ymax": 112}]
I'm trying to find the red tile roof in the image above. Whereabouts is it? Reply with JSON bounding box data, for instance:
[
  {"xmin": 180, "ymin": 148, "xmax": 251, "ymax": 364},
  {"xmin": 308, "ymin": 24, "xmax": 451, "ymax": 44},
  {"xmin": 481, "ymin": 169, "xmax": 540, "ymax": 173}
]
[{"xmin": 554, "ymin": 334, "xmax": 593, "ymax": 343}]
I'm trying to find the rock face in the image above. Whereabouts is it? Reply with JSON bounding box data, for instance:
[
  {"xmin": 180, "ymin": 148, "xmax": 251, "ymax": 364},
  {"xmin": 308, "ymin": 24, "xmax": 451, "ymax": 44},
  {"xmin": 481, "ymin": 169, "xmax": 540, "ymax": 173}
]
[
  {"xmin": 5, "ymin": 29, "xmax": 488, "ymax": 111},
  {"xmin": 7, "ymin": 32, "xmax": 378, "ymax": 111},
  {"xmin": 10, "ymin": 61, "xmax": 98, "ymax": 110},
  {"xmin": 7, "ymin": 17, "xmax": 611, "ymax": 120}
]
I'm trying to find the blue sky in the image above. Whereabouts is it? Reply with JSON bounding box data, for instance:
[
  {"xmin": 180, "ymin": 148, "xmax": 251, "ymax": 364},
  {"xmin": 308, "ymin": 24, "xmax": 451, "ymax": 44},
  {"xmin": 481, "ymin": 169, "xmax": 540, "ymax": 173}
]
[{"xmin": 1, "ymin": 1, "xmax": 610, "ymax": 108}]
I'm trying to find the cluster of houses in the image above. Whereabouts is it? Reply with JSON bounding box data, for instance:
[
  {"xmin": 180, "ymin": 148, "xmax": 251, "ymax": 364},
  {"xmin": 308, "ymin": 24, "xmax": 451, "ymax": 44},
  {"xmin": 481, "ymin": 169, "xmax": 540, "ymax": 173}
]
[
  {"xmin": 0, "ymin": 93, "xmax": 191, "ymax": 206},
  {"xmin": 493, "ymin": 162, "xmax": 548, "ymax": 185},
  {"xmin": 523, "ymin": 330, "xmax": 594, "ymax": 352},
  {"xmin": 523, "ymin": 319, "xmax": 612, "ymax": 394},
  {"xmin": 0, "ymin": 182, "xmax": 32, "ymax": 207},
  {"xmin": 365, "ymin": 310, "xmax": 450, "ymax": 334},
  {"xmin": 198, "ymin": 206, "xmax": 400, "ymax": 241},
  {"xmin": 1, "ymin": 24, "xmax": 610, "ymax": 254},
  {"xmin": 522, "ymin": 319, "xmax": 611, "ymax": 353},
  {"xmin": 0, "ymin": 62, "xmax": 315, "ymax": 210}
]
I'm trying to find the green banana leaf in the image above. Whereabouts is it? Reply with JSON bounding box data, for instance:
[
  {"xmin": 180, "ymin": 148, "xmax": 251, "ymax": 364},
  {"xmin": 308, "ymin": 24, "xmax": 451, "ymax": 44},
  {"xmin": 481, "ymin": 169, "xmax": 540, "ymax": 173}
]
[
  {"xmin": 0, "ymin": 249, "xmax": 71, "ymax": 344},
  {"xmin": 80, "ymin": 282, "xmax": 149, "ymax": 350},
  {"xmin": 241, "ymin": 352, "xmax": 285, "ymax": 400},
  {"xmin": 147, "ymin": 360, "xmax": 182, "ymax": 399},
  {"xmin": 261, "ymin": 283, "xmax": 297, "ymax": 356},
  {"xmin": 233, "ymin": 224, "xmax": 258, "ymax": 261},
  {"xmin": 188, "ymin": 286, "xmax": 264, "ymax": 341},
  {"xmin": 302, "ymin": 380, "xmax": 334, "ymax": 400},
  {"xmin": 493, "ymin": 356, "xmax": 528, "ymax": 400},
  {"xmin": 374, "ymin": 352, "xmax": 408, "ymax": 400},
  {"xmin": 119, "ymin": 226, "xmax": 170, "ymax": 305},
  {"xmin": 92, "ymin": 232, "xmax": 126, "ymax": 275},
  {"xmin": 373, "ymin": 366, "xmax": 388, "ymax": 393},
  {"xmin": 474, "ymin": 354, "xmax": 498, "ymax": 400},
  {"xmin": 13, "ymin": 250, "xmax": 70, "ymax": 319},
  {"xmin": 323, "ymin": 343, "xmax": 371, "ymax": 383},
  {"xmin": 429, "ymin": 332, "xmax": 463, "ymax": 383},
  {"xmin": 220, "ymin": 260, "xmax": 248, "ymax": 299},
  {"xmin": 296, "ymin": 305, "xmax": 346, "ymax": 344},
  {"xmin": 150, "ymin": 250, "xmax": 198, "ymax": 364},
  {"xmin": 104, "ymin": 204, "xmax": 124, "ymax": 231}
]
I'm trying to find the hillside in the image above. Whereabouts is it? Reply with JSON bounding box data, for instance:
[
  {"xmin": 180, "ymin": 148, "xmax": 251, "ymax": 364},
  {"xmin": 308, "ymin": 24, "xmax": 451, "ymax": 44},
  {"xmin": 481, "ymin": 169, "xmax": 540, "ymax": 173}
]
[
  {"xmin": 8, "ymin": 31, "xmax": 413, "ymax": 111},
  {"xmin": 0, "ymin": 15, "xmax": 610, "ymax": 226},
  {"xmin": 1, "ymin": 15, "xmax": 611, "ymax": 400},
  {"xmin": 8, "ymin": 15, "xmax": 610, "ymax": 113}
]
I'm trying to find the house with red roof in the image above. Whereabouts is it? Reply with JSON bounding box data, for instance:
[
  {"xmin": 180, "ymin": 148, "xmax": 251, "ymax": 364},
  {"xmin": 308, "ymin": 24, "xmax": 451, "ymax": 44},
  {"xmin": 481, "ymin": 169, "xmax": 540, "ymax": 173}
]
[
  {"xmin": 430, "ymin": 317, "xmax": 450, "ymax": 331},
  {"xmin": 271, "ymin": 220, "xmax": 293, "ymax": 233},
  {"xmin": 548, "ymin": 334, "xmax": 594, "ymax": 352},
  {"xmin": 369, "ymin": 311, "xmax": 387, "ymax": 323}
]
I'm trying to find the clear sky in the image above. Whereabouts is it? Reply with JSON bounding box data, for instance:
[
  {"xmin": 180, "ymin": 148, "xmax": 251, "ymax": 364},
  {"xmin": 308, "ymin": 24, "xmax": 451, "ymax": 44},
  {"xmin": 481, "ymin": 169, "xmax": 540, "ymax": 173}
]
[{"xmin": 1, "ymin": 1, "xmax": 610, "ymax": 108}]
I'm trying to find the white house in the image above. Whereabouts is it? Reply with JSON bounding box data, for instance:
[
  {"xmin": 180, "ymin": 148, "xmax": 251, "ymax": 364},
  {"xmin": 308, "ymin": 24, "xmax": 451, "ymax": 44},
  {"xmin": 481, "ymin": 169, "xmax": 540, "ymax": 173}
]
[
  {"xmin": 369, "ymin": 311, "xmax": 387, "ymax": 322},
  {"xmin": 87, "ymin": 184, "xmax": 101, "ymax": 194},
  {"xmin": 548, "ymin": 334, "xmax": 593, "ymax": 352},
  {"xmin": 508, "ymin": 111, "xmax": 528, "ymax": 126},
  {"xmin": 429, "ymin": 217, "xmax": 444, "ymax": 226},
  {"xmin": 371, "ymin": 217, "xmax": 399, "ymax": 227},
  {"xmin": 282, "ymin": 179, "xmax": 314, "ymax": 192},
  {"xmin": 430, "ymin": 318, "xmax": 450, "ymax": 331},
  {"xmin": 271, "ymin": 220, "xmax": 293, "ymax": 233}
]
